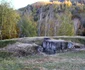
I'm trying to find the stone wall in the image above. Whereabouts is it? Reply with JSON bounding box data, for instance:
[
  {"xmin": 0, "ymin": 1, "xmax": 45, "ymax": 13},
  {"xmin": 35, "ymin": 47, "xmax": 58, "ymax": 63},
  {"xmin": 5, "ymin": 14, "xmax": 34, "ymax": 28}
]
[
  {"xmin": 0, "ymin": 36, "xmax": 85, "ymax": 56},
  {"xmin": 0, "ymin": 36, "xmax": 85, "ymax": 48}
]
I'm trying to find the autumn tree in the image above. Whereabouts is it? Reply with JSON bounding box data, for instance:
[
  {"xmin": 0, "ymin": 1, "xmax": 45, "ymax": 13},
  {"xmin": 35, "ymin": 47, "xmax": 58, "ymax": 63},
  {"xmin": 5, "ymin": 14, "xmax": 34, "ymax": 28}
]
[
  {"xmin": 56, "ymin": 10, "xmax": 75, "ymax": 36},
  {"xmin": 19, "ymin": 15, "xmax": 37, "ymax": 37},
  {"xmin": 0, "ymin": 1, "xmax": 20, "ymax": 39}
]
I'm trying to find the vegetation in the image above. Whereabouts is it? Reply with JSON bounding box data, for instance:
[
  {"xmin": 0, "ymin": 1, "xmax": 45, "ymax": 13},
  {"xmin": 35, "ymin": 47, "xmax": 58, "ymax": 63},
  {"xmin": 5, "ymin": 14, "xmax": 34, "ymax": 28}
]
[
  {"xmin": 0, "ymin": 36, "xmax": 85, "ymax": 48},
  {"xmin": 53, "ymin": 36, "xmax": 85, "ymax": 45},
  {"xmin": 0, "ymin": 1, "xmax": 38, "ymax": 40},
  {"xmin": 18, "ymin": 15, "xmax": 37, "ymax": 37},
  {"xmin": 0, "ymin": 39, "xmax": 16, "ymax": 48},
  {"xmin": 0, "ymin": 0, "xmax": 85, "ymax": 40},
  {"xmin": 0, "ymin": 51, "xmax": 85, "ymax": 70},
  {"xmin": 56, "ymin": 10, "xmax": 74, "ymax": 36},
  {"xmin": 0, "ymin": 1, "xmax": 85, "ymax": 70},
  {"xmin": 0, "ymin": 1, "xmax": 20, "ymax": 39}
]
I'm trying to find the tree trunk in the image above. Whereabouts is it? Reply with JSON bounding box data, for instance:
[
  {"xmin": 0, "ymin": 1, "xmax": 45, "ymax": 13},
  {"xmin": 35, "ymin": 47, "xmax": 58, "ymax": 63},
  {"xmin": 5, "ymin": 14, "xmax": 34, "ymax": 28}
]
[
  {"xmin": 38, "ymin": 8, "xmax": 43, "ymax": 36},
  {"xmin": 45, "ymin": 14, "xmax": 48, "ymax": 36}
]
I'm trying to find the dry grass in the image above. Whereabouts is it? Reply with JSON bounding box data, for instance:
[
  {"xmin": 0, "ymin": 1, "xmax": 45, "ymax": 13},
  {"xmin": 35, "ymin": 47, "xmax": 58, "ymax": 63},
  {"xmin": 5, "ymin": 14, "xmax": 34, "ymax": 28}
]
[{"xmin": 0, "ymin": 51, "xmax": 85, "ymax": 70}]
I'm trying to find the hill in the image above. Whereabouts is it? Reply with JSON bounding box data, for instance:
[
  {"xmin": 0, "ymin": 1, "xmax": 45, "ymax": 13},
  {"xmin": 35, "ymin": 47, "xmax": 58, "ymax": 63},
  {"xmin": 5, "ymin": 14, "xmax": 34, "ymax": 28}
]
[{"xmin": 17, "ymin": 1, "xmax": 85, "ymax": 36}]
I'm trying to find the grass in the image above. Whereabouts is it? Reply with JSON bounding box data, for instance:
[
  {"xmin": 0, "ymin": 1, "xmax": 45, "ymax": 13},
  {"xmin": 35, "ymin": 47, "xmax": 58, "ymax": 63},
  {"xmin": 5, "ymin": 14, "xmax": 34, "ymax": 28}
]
[
  {"xmin": 0, "ymin": 36, "xmax": 85, "ymax": 48},
  {"xmin": 0, "ymin": 40, "xmax": 16, "ymax": 48},
  {"xmin": 0, "ymin": 51, "xmax": 85, "ymax": 70},
  {"xmin": 59, "ymin": 51, "xmax": 85, "ymax": 59},
  {"xmin": 54, "ymin": 37, "xmax": 85, "ymax": 45},
  {"xmin": 0, "ymin": 37, "xmax": 85, "ymax": 70},
  {"xmin": 0, "ymin": 51, "xmax": 12, "ymax": 59},
  {"xmin": 0, "ymin": 37, "xmax": 44, "ymax": 48}
]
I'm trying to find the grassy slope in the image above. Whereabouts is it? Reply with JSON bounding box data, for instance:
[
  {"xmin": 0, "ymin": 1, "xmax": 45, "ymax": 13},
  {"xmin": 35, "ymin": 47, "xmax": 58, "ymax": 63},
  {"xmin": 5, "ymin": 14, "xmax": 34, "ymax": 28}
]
[
  {"xmin": 0, "ymin": 36, "xmax": 85, "ymax": 48},
  {"xmin": 53, "ymin": 36, "xmax": 85, "ymax": 45},
  {"xmin": 0, "ymin": 37, "xmax": 44, "ymax": 48},
  {"xmin": 0, "ymin": 37, "xmax": 85, "ymax": 70},
  {"xmin": 0, "ymin": 51, "xmax": 85, "ymax": 70}
]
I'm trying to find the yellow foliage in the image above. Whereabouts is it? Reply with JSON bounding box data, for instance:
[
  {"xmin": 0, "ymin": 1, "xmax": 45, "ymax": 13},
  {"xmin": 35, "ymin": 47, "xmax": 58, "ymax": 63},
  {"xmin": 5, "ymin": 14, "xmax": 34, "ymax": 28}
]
[
  {"xmin": 32, "ymin": 1, "xmax": 72, "ymax": 7},
  {"xmin": 76, "ymin": 3, "xmax": 84, "ymax": 6},
  {"xmin": 0, "ymin": 3, "xmax": 20, "ymax": 39},
  {"xmin": 67, "ymin": 1, "xmax": 72, "ymax": 7},
  {"xmin": 53, "ymin": 1, "xmax": 61, "ymax": 5},
  {"xmin": 64, "ymin": 0, "xmax": 72, "ymax": 7}
]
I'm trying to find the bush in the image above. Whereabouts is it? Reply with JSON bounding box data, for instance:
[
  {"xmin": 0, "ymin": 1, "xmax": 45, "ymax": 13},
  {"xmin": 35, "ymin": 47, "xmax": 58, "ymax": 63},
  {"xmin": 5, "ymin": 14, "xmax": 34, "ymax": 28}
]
[{"xmin": 56, "ymin": 10, "xmax": 75, "ymax": 36}]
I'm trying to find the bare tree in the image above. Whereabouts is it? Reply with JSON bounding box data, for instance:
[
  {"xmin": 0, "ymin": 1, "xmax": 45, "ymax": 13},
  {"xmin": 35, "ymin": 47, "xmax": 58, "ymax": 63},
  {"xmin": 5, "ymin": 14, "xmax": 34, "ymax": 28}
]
[
  {"xmin": 54, "ymin": 20, "xmax": 58, "ymax": 36},
  {"xmin": 45, "ymin": 13, "xmax": 49, "ymax": 36},
  {"xmin": 38, "ymin": 8, "xmax": 43, "ymax": 36}
]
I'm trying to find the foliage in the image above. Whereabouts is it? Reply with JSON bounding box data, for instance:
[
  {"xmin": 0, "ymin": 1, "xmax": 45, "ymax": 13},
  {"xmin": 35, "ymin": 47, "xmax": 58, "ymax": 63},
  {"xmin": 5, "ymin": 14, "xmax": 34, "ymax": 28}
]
[
  {"xmin": 64, "ymin": 0, "xmax": 72, "ymax": 7},
  {"xmin": 0, "ymin": 0, "xmax": 85, "ymax": 39},
  {"xmin": 19, "ymin": 15, "xmax": 37, "ymax": 37},
  {"xmin": 56, "ymin": 10, "xmax": 75, "ymax": 36},
  {"xmin": 0, "ymin": 1, "xmax": 20, "ymax": 39}
]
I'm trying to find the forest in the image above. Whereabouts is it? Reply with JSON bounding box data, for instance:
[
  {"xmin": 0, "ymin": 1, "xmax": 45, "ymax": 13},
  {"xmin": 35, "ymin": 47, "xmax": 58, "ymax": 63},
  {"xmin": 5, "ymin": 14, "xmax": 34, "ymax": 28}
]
[{"xmin": 0, "ymin": 0, "xmax": 85, "ymax": 40}]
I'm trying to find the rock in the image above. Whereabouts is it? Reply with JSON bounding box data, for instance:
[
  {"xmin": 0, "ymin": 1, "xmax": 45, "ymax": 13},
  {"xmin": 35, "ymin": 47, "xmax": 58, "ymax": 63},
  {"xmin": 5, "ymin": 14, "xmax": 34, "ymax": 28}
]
[
  {"xmin": 67, "ymin": 42, "xmax": 75, "ymax": 51},
  {"xmin": 42, "ymin": 38, "xmax": 68, "ymax": 54},
  {"xmin": 42, "ymin": 38, "xmax": 79, "ymax": 54},
  {"xmin": 73, "ymin": 43, "xmax": 84, "ymax": 48},
  {"xmin": 37, "ymin": 46, "xmax": 43, "ymax": 53},
  {"xmin": 4, "ymin": 42, "xmax": 39, "ymax": 56}
]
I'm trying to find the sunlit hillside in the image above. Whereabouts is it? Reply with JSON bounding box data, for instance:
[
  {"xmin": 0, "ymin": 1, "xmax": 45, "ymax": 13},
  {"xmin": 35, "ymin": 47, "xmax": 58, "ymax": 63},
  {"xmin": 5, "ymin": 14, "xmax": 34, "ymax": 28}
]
[
  {"xmin": 32, "ymin": 1, "xmax": 52, "ymax": 6},
  {"xmin": 32, "ymin": 0, "xmax": 72, "ymax": 7},
  {"xmin": 32, "ymin": 0, "xmax": 84, "ymax": 7}
]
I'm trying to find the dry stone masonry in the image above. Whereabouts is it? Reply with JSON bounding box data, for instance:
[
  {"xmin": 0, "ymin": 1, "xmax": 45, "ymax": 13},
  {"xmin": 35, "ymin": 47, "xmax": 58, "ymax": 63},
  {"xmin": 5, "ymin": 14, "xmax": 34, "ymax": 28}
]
[{"xmin": 42, "ymin": 38, "xmax": 74, "ymax": 54}]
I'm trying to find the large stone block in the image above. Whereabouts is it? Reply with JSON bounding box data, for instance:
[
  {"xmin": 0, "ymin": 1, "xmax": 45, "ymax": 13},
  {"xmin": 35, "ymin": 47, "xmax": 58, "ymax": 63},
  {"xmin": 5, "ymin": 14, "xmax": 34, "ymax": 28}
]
[{"xmin": 42, "ymin": 38, "xmax": 74, "ymax": 54}]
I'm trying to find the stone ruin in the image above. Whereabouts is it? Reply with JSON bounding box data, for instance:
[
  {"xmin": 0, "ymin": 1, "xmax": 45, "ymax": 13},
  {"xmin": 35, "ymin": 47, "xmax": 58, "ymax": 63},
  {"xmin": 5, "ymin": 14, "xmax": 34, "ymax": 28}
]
[
  {"xmin": 1, "ymin": 37, "xmax": 84, "ymax": 56},
  {"xmin": 38, "ymin": 38, "xmax": 74, "ymax": 54}
]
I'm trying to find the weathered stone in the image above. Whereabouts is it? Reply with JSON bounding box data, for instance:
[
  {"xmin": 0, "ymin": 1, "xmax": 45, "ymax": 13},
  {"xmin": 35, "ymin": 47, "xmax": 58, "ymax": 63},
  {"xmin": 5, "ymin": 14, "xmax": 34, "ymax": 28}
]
[
  {"xmin": 37, "ymin": 46, "xmax": 43, "ymax": 53},
  {"xmin": 42, "ymin": 38, "xmax": 69, "ymax": 54},
  {"xmin": 42, "ymin": 38, "xmax": 78, "ymax": 54},
  {"xmin": 73, "ymin": 43, "xmax": 84, "ymax": 48}
]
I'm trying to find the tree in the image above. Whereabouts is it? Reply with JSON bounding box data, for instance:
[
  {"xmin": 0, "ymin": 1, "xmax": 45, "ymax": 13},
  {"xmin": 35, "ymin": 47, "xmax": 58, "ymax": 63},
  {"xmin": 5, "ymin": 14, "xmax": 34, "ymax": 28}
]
[
  {"xmin": 0, "ymin": 1, "xmax": 20, "ymax": 39},
  {"xmin": 38, "ymin": 7, "xmax": 43, "ymax": 36},
  {"xmin": 56, "ymin": 10, "xmax": 75, "ymax": 36},
  {"xmin": 19, "ymin": 15, "xmax": 37, "ymax": 37}
]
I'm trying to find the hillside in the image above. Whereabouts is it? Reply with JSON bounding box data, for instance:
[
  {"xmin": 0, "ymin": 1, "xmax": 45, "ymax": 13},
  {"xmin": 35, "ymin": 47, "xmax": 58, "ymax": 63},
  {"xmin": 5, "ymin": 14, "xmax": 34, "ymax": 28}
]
[
  {"xmin": 17, "ymin": 1, "xmax": 85, "ymax": 36},
  {"xmin": 32, "ymin": 1, "xmax": 52, "ymax": 6}
]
